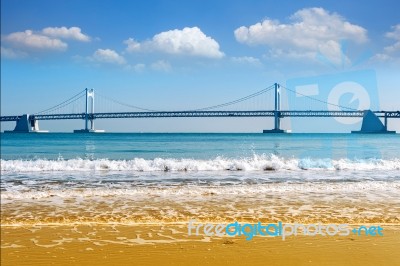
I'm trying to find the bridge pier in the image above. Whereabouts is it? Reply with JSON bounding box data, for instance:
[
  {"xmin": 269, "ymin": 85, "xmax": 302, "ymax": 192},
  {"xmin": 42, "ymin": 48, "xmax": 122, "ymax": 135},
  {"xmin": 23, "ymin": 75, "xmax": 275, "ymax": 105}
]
[
  {"xmin": 351, "ymin": 110, "xmax": 396, "ymax": 134},
  {"xmin": 4, "ymin": 114, "xmax": 48, "ymax": 133},
  {"xmin": 263, "ymin": 83, "xmax": 287, "ymax": 133},
  {"xmin": 74, "ymin": 88, "xmax": 105, "ymax": 133}
]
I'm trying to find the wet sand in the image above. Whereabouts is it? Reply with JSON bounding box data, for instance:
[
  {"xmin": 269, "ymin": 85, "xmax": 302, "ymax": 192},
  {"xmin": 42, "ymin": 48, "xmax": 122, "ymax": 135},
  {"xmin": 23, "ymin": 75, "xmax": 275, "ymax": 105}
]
[
  {"xmin": 2, "ymin": 224, "xmax": 400, "ymax": 266},
  {"xmin": 2, "ymin": 180, "xmax": 400, "ymax": 265}
]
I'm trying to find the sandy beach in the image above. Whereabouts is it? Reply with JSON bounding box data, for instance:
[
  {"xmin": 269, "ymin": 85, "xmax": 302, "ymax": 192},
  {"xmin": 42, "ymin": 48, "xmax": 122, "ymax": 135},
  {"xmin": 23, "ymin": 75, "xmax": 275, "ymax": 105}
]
[
  {"xmin": 2, "ymin": 134, "xmax": 400, "ymax": 265},
  {"xmin": 2, "ymin": 223, "xmax": 400, "ymax": 266},
  {"xmin": 2, "ymin": 0, "xmax": 400, "ymax": 263},
  {"xmin": 2, "ymin": 174, "xmax": 400, "ymax": 265}
]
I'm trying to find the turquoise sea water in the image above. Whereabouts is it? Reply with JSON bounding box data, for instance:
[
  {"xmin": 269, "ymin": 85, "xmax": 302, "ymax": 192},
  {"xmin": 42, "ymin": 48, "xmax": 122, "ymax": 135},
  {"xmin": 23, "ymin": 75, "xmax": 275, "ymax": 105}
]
[
  {"xmin": 1, "ymin": 133, "xmax": 400, "ymax": 224},
  {"xmin": 2, "ymin": 133, "xmax": 400, "ymax": 160},
  {"xmin": 1, "ymin": 133, "xmax": 400, "ymax": 182}
]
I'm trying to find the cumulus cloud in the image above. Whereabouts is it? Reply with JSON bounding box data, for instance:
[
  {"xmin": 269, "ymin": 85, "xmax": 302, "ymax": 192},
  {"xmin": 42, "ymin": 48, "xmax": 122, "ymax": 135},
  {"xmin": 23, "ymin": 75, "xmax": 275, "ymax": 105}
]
[
  {"xmin": 383, "ymin": 24, "xmax": 400, "ymax": 53},
  {"xmin": 3, "ymin": 30, "xmax": 68, "ymax": 51},
  {"xmin": 374, "ymin": 24, "xmax": 400, "ymax": 62},
  {"xmin": 125, "ymin": 27, "xmax": 224, "ymax": 58},
  {"xmin": 234, "ymin": 7, "xmax": 368, "ymax": 61},
  {"xmin": 231, "ymin": 56, "xmax": 261, "ymax": 65},
  {"xmin": 42, "ymin": 26, "xmax": 90, "ymax": 42},
  {"xmin": 124, "ymin": 38, "xmax": 141, "ymax": 52},
  {"xmin": 1, "ymin": 46, "xmax": 28, "ymax": 59},
  {"xmin": 91, "ymin": 49, "xmax": 126, "ymax": 65},
  {"xmin": 151, "ymin": 60, "xmax": 171, "ymax": 72},
  {"xmin": 125, "ymin": 63, "xmax": 146, "ymax": 72},
  {"xmin": 1, "ymin": 26, "xmax": 91, "ymax": 59}
]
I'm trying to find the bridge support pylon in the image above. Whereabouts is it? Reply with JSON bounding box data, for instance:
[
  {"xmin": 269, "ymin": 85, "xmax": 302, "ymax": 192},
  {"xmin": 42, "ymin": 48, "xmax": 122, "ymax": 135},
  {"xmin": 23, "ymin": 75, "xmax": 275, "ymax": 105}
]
[
  {"xmin": 351, "ymin": 110, "xmax": 396, "ymax": 134},
  {"xmin": 4, "ymin": 114, "xmax": 48, "ymax": 133},
  {"xmin": 74, "ymin": 88, "xmax": 105, "ymax": 133},
  {"xmin": 263, "ymin": 83, "xmax": 287, "ymax": 133}
]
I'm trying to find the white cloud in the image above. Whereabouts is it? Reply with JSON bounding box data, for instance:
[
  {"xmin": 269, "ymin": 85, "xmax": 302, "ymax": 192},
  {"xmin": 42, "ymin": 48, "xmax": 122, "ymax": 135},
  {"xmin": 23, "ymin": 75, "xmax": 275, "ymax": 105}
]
[
  {"xmin": 231, "ymin": 56, "xmax": 261, "ymax": 65},
  {"xmin": 125, "ymin": 27, "xmax": 224, "ymax": 58},
  {"xmin": 3, "ymin": 30, "xmax": 67, "ymax": 51},
  {"xmin": 385, "ymin": 25, "xmax": 400, "ymax": 39},
  {"xmin": 374, "ymin": 24, "xmax": 400, "ymax": 62},
  {"xmin": 91, "ymin": 49, "xmax": 126, "ymax": 65},
  {"xmin": 151, "ymin": 60, "xmax": 171, "ymax": 72},
  {"xmin": 124, "ymin": 63, "xmax": 146, "ymax": 72},
  {"xmin": 234, "ymin": 7, "xmax": 367, "ymax": 61},
  {"xmin": 383, "ymin": 24, "xmax": 400, "ymax": 54},
  {"xmin": 124, "ymin": 38, "xmax": 141, "ymax": 52},
  {"xmin": 2, "ymin": 26, "xmax": 90, "ymax": 58},
  {"xmin": 1, "ymin": 46, "xmax": 27, "ymax": 59},
  {"xmin": 42, "ymin": 26, "xmax": 90, "ymax": 42}
]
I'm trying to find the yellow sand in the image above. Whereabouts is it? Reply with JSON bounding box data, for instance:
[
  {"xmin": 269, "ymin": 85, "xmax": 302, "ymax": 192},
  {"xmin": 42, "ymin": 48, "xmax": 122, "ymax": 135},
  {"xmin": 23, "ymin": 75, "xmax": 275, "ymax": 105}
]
[
  {"xmin": 2, "ymin": 224, "xmax": 399, "ymax": 266},
  {"xmin": 2, "ymin": 183, "xmax": 399, "ymax": 265}
]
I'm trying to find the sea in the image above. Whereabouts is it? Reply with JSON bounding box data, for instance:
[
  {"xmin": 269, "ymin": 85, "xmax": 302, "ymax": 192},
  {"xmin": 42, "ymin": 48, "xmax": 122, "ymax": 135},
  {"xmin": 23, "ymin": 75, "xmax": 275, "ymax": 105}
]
[{"xmin": 1, "ymin": 133, "xmax": 400, "ymax": 225}]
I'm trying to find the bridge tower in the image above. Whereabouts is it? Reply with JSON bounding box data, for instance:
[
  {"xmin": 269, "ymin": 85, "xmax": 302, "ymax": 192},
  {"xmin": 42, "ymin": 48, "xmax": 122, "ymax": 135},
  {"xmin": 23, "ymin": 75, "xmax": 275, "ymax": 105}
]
[
  {"xmin": 351, "ymin": 110, "xmax": 396, "ymax": 134},
  {"xmin": 263, "ymin": 83, "xmax": 287, "ymax": 133},
  {"xmin": 73, "ymin": 88, "xmax": 104, "ymax": 133},
  {"xmin": 4, "ymin": 114, "xmax": 49, "ymax": 133}
]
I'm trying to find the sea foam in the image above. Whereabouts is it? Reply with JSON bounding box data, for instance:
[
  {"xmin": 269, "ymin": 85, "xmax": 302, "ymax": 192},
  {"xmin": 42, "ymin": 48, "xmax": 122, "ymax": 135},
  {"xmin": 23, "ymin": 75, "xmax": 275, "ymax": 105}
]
[{"xmin": 1, "ymin": 154, "xmax": 400, "ymax": 172}]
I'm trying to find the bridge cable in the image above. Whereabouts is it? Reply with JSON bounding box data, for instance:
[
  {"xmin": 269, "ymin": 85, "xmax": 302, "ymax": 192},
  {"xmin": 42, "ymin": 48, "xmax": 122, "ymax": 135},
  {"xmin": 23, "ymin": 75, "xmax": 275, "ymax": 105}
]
[
  {"xmin": 192, "ymin": 84, "xmax": 275, "ymax": 111},
  {"xmin": 96, "ymin": 84, "xmax": 275, "ymax": 112},
  {"xmin": 34, "ymin": 89, "xmax": 87, "ymax": 115},
  {"xmin": 280, "ymin": 85, "xmax": 357, "ymax": 111},
  {"xmin": 95, "ymin": 92, "xmax": 161, "ymax": 112}
]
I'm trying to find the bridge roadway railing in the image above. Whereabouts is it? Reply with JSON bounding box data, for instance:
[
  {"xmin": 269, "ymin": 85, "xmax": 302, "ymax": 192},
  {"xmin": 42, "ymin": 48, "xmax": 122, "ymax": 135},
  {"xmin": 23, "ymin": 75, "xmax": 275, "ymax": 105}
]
[
  {"xmin": 90, "ymin": 110, "xmax": 370, "ymax": 119},
  {"xmin": 1, "ymin": 110, "xmax": 399, "ymax": 122}
]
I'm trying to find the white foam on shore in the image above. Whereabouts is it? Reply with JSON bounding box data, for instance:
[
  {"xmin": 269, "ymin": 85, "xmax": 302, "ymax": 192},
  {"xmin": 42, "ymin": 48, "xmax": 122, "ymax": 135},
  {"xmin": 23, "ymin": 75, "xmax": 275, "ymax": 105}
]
[
  {"xmin": 1, "ymin": 155, "xmax": 400, "ymax": 172},
  {"xmin": 1, "ymin": 181, "xmax": 399, "ymax": 201}
]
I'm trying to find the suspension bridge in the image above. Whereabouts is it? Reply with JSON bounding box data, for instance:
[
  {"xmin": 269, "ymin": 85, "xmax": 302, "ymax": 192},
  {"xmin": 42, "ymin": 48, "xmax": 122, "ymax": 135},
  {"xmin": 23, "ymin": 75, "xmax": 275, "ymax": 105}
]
[{"xmin": 1, "ymin": 83, "xmax": 399, "ymax": 133}]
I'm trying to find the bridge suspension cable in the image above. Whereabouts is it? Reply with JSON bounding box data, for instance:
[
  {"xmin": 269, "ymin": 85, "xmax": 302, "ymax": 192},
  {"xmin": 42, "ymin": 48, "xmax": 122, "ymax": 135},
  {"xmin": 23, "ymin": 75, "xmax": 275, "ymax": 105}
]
[
  {"xmin": 31, "ymin": 82, "xmax": 358, "ymax": 116},
  {"xmin": 191, "ymin": 84, "xmax": 275, "ymax": 111},
  {"xmin": 34, "ymin": 89, "xmax": 87, "ymax": 115},
  {"xmin": 96, "ymin": 92, "xmax": 161, "ymax": 112},
  {"xmin": 280, "ymin": 85, "xmax": 357, "ymax": 111},
  {"xmin": 95, "ymin": 84, "xmax": 276, "ymax": 113}
]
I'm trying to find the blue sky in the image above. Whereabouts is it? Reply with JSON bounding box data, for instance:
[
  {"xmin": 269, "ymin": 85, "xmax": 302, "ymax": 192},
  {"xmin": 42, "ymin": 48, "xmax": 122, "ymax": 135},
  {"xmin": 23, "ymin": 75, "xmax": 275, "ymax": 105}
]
[{"xmin": 1, "ymin": 0, "xmax": 399, "ymax": 132}]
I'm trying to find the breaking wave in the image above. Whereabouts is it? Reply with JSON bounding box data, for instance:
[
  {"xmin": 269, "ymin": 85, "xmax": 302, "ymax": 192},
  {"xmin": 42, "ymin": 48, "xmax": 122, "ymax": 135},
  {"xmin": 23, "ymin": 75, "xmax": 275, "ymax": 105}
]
[{"xmin": 2, "ymin": 154, "xmax": 400, "ymax": 172}]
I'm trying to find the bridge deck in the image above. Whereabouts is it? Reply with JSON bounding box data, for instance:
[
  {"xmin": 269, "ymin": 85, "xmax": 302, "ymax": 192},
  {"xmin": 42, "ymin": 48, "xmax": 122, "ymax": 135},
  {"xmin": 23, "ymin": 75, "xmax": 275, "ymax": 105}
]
[{"xmin": 1, "ymin": 110, "xmax": 399, "ymax": 122}]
